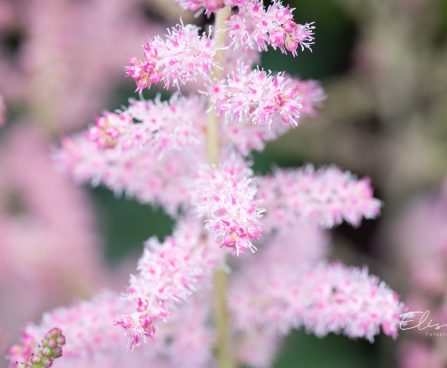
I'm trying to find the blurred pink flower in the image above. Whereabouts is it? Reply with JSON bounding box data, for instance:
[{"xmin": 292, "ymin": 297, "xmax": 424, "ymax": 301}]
[
  {"xmin": 0, "ymin": 126, "xmax": 105, "ymax": 348},
  {"xmin": 0, "ymin": 0, "xmax": 163, "ymax": 131}
]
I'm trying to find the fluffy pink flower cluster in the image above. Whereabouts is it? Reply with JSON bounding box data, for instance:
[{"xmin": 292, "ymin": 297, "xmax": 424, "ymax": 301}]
[
  {"xmin": 191, "ymin": 156, "xmax": 263, "ymax": 255},
  {"xmin": 54, "ymin": 96, "xmax": 207, "ymax": 215},
  {"xmin": 9, "ymin": 293, "xmax": 215, "ymax": 368},
  {"xmin": 9, "ymin": 1, "xmax": 405, "ymax": 366},
  {"xmin": 227, "ymin": 0, "xmax": 315, "ymax": 55},
  {"xmin": 229, "ymin": 225, "xmax": 402, "ymax": 367},
  {"xmin": 232, "ymin": 260, "xmax": 403, "ymax": 342},
  {"xmin": 209, "ymin": 64, "xmax": 305, "ymax": 128},
  {"xmin": 258, "ymin": 166, "xmax": 382, "ymax": 231},
  {"xmin": 86, "ymin": 96, "xmax": 203, "ymax": 154},
  {"xmin": 117, "ymin": 219, "xmax": 222, "ymax": 347},
  {"xmin": 126, "ymin": 24, "xmax": 216, "ymax": 91},
  {"xmin": 174, "ymin": 0, "xmax": 315, "ymax": 55}
]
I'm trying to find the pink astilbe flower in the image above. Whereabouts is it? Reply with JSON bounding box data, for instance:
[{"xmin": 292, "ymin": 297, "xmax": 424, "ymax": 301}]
[
  {"xmin": 56, "ymin": 139, "xmax": 199, "ymax": 215},
  {"xmin": 227, "ymin": 0, "xmax": 315, "ymax": 55},
  {"xmin": 190, "ymin": 156, "xmax": 264, "ymax": 255},
  {"xmin": 231, "ymin": 256, "xmax": 403, "ymax": 342},
  {"xmin": 258, "ymin": 166, "xmax": 382, "ymax": 231},
  {"xmin": 9, "ymin": 293, "xmax": 126, "ymax": 363},
  {"xmin": 209, "ymin": 63, "xmax": 305, "ymax": 128},
  {"xmin": 8, "ymin": 292, "xmax": 214, "ymax": 368},
  {"xmin": 55, "ymin": 96, "xmax": 208, "ymax": 215},
  {"xmin": 218, "ymin": 78, "xmax": 324, "ymax": 154},
  {"xmin": 117, "ymin": 218, "xmax": 222, "ymax": 347},
  {"xmin": 126, "ymin": 24, "xmax": 217, "ymax": 92},
  {"xmin": 87, "ymin": 95, "xmax": 204, "ymax": 155},
  {"xmin": 9, "ymin": 0, "xmax": 406, "ymax": 366}
]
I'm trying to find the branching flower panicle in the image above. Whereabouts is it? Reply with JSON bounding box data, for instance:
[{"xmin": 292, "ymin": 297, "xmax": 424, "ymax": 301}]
[{"xmin": 8, "ymin": 1, "xmax": 406, "ymax": 367}]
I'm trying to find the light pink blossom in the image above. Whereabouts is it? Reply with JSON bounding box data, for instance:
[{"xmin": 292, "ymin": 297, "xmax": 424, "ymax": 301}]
[
  {"xmin": 209, "ymin": 63, "xmax": 305, "ymax": 128},
  {"xmin": 227, "ymin": 0, "xmax": 315, "ymax": 56},
  {"xmin": 190, "ymin": 156, "xmax": 264, "ymax": 255},
  {"xmin": 8, "ymin": 293, "xmax": 214, "ymax": 368},
  {"xmin": 117, "ymin": 218, "xmax": 222, "ymax": 347},
  {"xmin": 126, "ymin": 24, "xmax": 217, "ymax": 92},
  {"xmin": 87, "ymin": 95, "xmax": 204, "ymax": 155},
  {"xmin": 218, "ymin": 78, "xmax": 324, "ymax": 154},
  {"xmin": 55, "ymin": 96, "xmax": 208, "ymax": 215},
  {"xmin": 258, "ymin": 165, "xmax": 382, "ymax": 231},
  {"xmin": 231, "ymin": 259, "xmax": 404, "ymax": 342}
]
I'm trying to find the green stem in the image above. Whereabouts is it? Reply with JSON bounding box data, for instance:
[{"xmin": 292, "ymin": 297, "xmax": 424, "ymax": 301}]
[{"xmin": 206, "ymin": 6, "xmax": 233, "ymax": 368}]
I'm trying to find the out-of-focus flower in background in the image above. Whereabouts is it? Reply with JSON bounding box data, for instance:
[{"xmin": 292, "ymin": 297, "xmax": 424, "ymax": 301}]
[
  {"xmin": 0, "ymin": 0, "xmax": 178, "ymax": 357},
  {"xmin": 384, "ymin": 183, "xmax": 447, "ymax": 368},
  {"xmin": 0, "ymin": 0, "xmax": 171, "ymax": 132},
  {"xmin": 0, "ymin": 125, "xmax": 105, "ymax": 351}
]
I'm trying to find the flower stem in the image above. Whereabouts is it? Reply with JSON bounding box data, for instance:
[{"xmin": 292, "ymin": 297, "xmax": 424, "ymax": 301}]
[
  {"xmin": 206, "ymin": 5, "xmax": 230, "ymax": 166},
  {"xmin": 206, "ymin": 6, "xmax": 233, "ymax": 368}
]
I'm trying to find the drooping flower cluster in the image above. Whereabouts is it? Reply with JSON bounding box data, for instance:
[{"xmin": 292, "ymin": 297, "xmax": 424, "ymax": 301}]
[
  {"xmin": 126, "ymin": 24, "xmax": 216, "ymax": 92},
  {"xmin": 209, "ymin": 64, "xmax": 305, "ymax": 128},
  {"xmin": 174, "ymin": 0, "xmax": 315, "ymax": 55},
  {"xmin": 8, "ymin": 292, "xmax": 215, "ymax": 368},
  {"xmin": 9, "ymin": 1, "xmax": 405, "ymax": 367},
  {"xmin": 227, "ymin": 0, "xmax": 315, "ymax": 55},
  {"xmin": 229, "ymin": 224, "xmax": 402, "ymax": 368},
  {"xmin": 258, "ymin": 166, "xmax": 382, "ymax": 231}
]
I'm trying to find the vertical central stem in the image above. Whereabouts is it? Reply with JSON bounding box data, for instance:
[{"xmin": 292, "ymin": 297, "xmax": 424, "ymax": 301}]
[{"xmin": 206, "ymin": 6, "xmax": 233, "ymax": 368}]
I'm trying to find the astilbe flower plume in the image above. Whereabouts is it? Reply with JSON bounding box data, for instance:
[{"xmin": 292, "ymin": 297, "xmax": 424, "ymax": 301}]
[
  {"xmin": 126, "ymin": 24, "xmax": 217, "ymax": 91},
  {"xmin": 209, "ymin": 63, "xmax": 306, "ymax": 128},
  {"xmin": 190, "ymin": 156, "xmax": 263, "ymax": 255},
  {"xmin": 9, "ymin": 1, "xmax": 406, "ymax": 367},
  {"xmin": 8, "ymin": 293, "xmax": 215, "ymax": 367},
  {"xmin": 258, "ymin": 166, "xmax": 382, "ymax": 232},
  {"xmin": 227, "ymin": 0, "xmax": 315, "ymax": 55},
  {"xmin": 116, "ymin": 218, "xmax": 222, "ymax": 347}
]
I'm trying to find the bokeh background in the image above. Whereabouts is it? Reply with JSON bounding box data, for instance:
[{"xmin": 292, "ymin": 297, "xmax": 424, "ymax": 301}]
[{"xmin": 0, "ymin": 0, "xmax": 447, "ymax": 367}]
